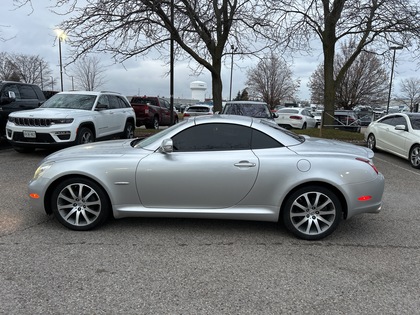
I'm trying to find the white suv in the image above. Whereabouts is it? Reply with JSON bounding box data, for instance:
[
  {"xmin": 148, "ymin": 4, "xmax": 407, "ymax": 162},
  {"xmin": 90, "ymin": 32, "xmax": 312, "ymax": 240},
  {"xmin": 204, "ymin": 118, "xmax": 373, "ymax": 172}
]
[{"xmin": 6, "ymin": 91, "xmax": 136, "ymax": 153}]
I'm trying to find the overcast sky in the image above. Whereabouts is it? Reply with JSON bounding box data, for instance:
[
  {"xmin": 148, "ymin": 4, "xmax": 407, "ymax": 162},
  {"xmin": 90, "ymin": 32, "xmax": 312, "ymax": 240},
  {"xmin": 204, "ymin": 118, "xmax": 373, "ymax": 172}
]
[{"xmin": 1, "ymin": 1, "xmax": 418, "ymax": 103}]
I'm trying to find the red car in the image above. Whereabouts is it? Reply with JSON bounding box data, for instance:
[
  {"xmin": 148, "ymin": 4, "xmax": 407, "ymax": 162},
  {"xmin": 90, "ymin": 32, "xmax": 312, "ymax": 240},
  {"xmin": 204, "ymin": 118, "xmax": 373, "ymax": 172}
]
[{"xmin": 130, "ymin": 96, "xmax": 178, "ymax": 129}]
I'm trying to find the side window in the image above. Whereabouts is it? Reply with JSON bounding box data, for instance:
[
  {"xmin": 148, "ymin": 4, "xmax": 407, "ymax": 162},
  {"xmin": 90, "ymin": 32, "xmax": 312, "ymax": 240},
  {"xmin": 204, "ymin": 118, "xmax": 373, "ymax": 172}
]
[
  {"xmin": 251, "ymin": 129, "xmax": 283, "ymax": 149},
  {"xmin": 172, "ymin": 123, "xmax": 252, "ymax": 152},
  {"xmin": 3, "ymin": 84, "xmax": 21, "ymax": 99},
  {"xmin": 107, "ymin": 95, "xmax": 120, "ymax": 109},
  {"xmin": 97, "ymin": 95, "xmax": 110, "ymax": 108},
  {"xmin": 161, "ymin": 99, "xmax": 170, "ymax": 109},
  {"xmin": 18, "ymin": 85, "xmax": 38, "ymax": 99},
  {"xmin": 393, "ymin": 116, "xmax": 406, "ymax": 126},
  {"xmin": 379, "ymin": 116, "xmax": 395, "ymax": 126},
  {"xmin": 116, "ymin": 96, "xmax": 130, "ymax": 108}
]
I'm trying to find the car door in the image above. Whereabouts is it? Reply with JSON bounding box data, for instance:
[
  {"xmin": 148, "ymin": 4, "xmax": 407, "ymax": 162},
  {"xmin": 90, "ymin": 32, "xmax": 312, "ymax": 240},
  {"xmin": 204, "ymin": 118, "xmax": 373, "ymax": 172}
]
[
  {"xmin": 93, "ymin": 95, "xmax": 114, "ymax": 137},
  {"xmin": 136, "ymin": 123, "xmax": 259, "ymax": 209},
  {"xmin": 374, "ymin": 116, "xmax": 396, "ymax": 151},
  {"xmin": 107, "ymin": 95, "xmax": 130, "ymax": 133},
  {"xmin": 383, "ymin": 115, "xmax": 411, "ymax": 156},
  {"xmin": 159, "ymin": 98, "xmax": 172, "ymax": 125},
  {"xmin": 302, "ymin": 109, "xmax": 316, "ymax": 127}
]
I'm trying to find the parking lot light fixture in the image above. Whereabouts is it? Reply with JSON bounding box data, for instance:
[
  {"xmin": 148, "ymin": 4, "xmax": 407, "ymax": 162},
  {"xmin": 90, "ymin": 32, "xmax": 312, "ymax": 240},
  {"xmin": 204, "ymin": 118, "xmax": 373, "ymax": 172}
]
[
  {"xmin": 54, "ymin": 29, "xmax": 67, "ymax": 92},
  {"xmin": 386, "ymin": 46, "xmax": 403, "ymax": 114}
]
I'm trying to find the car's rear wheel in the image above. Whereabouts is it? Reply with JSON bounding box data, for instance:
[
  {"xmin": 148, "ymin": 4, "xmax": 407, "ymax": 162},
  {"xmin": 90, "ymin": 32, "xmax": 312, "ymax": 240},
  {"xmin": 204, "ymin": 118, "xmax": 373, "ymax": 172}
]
[
  {"xmin": 122, "ymin": 121, "xmax": 135, "ymax": 139},
  {"xmin": 301, "ymin": 122, "xmax": 307, "ymax": 129},
  {"xmin": 282, "ymin": 186, "xmax": 342, "ymax": 240},
  {"xmin": 51, "ymin": 177, "xmax": 110, "ymax": 230},
  {"xmin": 146, "ymin": 116, "xmax": 159, "ymax": 129},
  {"xmin": 409, "ymin": 144, "xmax": 420, "ymax": 169},
  {"xmin": 76, "ymin": 127, "xmax": 94, "ymax": 144},
  {"xmin": 367, "ymin": 133, "xmax": 377, "ymax": 151}
]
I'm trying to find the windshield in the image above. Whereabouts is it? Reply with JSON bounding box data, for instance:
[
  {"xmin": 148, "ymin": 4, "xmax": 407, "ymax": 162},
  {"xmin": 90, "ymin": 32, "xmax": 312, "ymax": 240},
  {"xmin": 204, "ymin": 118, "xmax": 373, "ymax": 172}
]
[
  {"xmin": 134, "ymin": 120, "xmax": 189, "ymax": 148},
  {"xmin": 223, "ymin": 103, "xmax": 271, "ymax": 118},
  {"xmin": 40, "ymin": 94, "xmax": 97, "ymax": 110}
]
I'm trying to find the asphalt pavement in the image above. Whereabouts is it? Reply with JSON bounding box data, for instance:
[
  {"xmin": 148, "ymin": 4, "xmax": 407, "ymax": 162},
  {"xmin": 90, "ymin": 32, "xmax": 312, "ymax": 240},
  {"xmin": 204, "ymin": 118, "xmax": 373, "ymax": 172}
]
[{"xmin": 0, "ymin": 145, "xmax": 419, "ymax": 314}]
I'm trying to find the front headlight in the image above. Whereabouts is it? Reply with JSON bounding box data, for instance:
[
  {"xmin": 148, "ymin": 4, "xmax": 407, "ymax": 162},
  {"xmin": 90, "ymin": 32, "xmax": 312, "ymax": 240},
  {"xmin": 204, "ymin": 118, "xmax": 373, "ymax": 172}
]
[
  {"xmin": 33, "ymin": 162, "xmax": 54, "ymax": 180},
  {"xmin": 51, "ymin": 118, "xmax": 74, "ymax": 124}
]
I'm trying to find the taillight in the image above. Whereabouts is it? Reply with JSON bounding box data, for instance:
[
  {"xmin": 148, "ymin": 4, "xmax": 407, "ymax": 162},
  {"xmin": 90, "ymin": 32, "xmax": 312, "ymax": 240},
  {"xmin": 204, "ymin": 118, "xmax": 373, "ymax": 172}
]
[
  {"xmin": 356, "ymin": 157, "xmax": 379, "ymax": 174},
  {"xmin": 184, "ymin": 113, "xmax": 190, "ymax": 117},
  {"xmin": 290, "ymin": 115, "xmax": 302, "ymax": 120}
]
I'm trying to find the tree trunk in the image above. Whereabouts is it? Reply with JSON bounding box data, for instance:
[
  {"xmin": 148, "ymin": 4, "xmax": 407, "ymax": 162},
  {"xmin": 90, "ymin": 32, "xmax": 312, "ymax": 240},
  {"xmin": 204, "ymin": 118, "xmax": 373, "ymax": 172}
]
[
  {"xmin": 211, "ymin": 57, "xmax": 223, "ymax": 112},
  {"xmin": 323, "ymin": 44, "xmax": 336, "ymax": 128}
]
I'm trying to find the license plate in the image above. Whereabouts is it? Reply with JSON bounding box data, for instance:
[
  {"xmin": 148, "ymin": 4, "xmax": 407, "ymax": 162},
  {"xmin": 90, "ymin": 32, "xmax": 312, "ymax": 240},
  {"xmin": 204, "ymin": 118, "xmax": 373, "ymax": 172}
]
[{"xmin": 23, "ymin": 130, "xmax": 36, "ymax": 138}]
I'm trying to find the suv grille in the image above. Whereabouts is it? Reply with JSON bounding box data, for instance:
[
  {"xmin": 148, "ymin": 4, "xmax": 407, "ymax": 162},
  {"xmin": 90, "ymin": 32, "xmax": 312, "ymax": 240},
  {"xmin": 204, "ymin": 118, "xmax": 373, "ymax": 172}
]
[{"xmin": 13, "ymin": 118, "xmax": 52, "ymax": 127}]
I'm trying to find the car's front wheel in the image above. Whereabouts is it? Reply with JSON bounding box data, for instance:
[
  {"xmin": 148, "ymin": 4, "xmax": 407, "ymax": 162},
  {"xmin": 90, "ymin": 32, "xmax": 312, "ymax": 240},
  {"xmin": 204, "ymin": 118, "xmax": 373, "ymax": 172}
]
[
  {"xmin": 76, "ymin": 127, "xmax": 94, "ymax": 144},
  {"xmin": 409, "ymin": 144, "xmax": 420, "ymax": 169},
  {"xmin": 51, "ymin": 177, "xmax": 110, "ymax": 230},
  {"xmin": 367, "ymin": 133, "xmax": 377, "ymax": 151},
  {"xmin": 282, "ymin": 186, "xmax": 342, "ymax": 240}
]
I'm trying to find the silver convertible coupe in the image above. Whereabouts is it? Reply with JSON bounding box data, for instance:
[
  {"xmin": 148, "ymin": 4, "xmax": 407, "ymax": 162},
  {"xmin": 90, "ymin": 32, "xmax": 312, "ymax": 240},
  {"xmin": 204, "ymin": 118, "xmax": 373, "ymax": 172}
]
[{"xmin": 29, "ymin": 115, "xmax": 384, "ymax": 240}]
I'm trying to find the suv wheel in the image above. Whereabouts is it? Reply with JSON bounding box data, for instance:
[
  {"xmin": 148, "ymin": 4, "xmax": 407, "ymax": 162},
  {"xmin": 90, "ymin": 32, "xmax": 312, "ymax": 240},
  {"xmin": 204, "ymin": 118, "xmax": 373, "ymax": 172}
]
[
  {"xmin": 76, "ymin": 127, "xmax": 94, "ymax": 144},
  {"xmin": 122, "ymin": 121, "xmax": 134, "ymax": 139}
]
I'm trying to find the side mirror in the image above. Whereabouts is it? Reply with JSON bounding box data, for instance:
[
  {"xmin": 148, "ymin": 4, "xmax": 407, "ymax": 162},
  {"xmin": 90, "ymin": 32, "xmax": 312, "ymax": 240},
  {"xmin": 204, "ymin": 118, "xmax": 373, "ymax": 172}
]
[
  {"xmin": 159, "ymin": 138, "xmax": 173, "ymax": 153},
  {"xmin": 95, "ymin": 103, "xmax": 109, "ymax": 111},
  {"xmin": 395, "ymin": 124, "xmax": 407, "ymax": 131},
  {"xmin": 0, "ymin": 91, "xmax": 16, "ymax": 105},
  {"xmin": 8, "ymin": 91, "xmax": 16, "ymax": 100}
]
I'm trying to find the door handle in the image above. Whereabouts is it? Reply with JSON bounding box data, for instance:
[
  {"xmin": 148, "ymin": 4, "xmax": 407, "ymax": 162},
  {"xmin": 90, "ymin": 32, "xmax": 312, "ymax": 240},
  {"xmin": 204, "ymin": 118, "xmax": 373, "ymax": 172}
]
[{"xmin": 234, "ymin": 161, "xmax": 256, "ymax": 168}]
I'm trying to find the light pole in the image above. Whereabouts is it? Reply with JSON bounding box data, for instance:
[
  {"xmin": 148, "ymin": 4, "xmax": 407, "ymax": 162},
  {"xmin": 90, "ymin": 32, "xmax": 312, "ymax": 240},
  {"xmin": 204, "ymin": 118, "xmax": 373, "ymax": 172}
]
[
  {"xmin": 229, "ymin": 44, "xmax": 237, "ymax": 101},
  {"xmin": 386, "ymin": 46, "xmax": 403, "ymax": 113},
  {"xmin": 54, "ymin": 29, "xmax": 67, "ymax": 92}
]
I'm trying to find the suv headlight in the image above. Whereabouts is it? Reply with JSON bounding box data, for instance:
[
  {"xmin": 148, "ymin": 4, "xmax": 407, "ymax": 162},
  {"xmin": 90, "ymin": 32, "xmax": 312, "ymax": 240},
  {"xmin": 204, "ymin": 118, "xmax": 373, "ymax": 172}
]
[{"xmin": 51, "ymin": 118, "xmax": 74, "ymax": 124}]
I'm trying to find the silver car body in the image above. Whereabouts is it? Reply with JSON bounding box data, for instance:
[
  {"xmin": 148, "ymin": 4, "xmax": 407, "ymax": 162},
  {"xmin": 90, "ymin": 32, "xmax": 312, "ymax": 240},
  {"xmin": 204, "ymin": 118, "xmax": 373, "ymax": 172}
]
[{"xmin": 29, "ymin": 115, "xmax": 384, "ymax": 238}]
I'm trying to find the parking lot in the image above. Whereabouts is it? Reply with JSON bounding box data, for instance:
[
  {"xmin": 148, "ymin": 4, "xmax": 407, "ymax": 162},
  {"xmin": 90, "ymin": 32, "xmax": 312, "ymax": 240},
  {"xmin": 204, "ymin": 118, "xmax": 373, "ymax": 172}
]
[{"xmin": 1, "ymin": 144, "xmax": 419, "ymax": 314}]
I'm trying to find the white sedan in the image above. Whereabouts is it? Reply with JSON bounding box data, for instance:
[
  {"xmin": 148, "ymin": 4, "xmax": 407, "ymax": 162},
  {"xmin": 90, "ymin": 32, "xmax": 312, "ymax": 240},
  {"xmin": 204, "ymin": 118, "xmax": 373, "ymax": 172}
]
[
  {"xmin": 275, "ymin": 107, "xmax": 317, "ymax": 129},
  {"xmin": 365, "ymin": 113, "xmax": 420, "ymax": 168}
]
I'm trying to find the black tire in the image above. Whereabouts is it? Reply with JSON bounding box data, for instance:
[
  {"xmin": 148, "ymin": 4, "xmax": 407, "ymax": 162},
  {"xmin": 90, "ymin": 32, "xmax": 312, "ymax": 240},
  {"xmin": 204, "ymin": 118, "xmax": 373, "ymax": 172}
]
[
  {"xmin": 173, "ymin": 116, "xmax": 179, "ymax": 124},
  {"xmin": 301, "ymin": 122, "xmax": 307, "ymax": 129},
  {"xmin": 146, "ymin": 116, "xmax": 159, "ymax": 130},
  {"xmin": 282, "ymin": 186, "xmax": 342, "ymax": 240},
  {"xmin": 76, "ymin": 127, "xmax": 94, "ymax": 144},
  {"xmin": 367, "ymin": 133, "xmax": 377, "ymax": 152},
  {"xmin": 13, "ymin": 146, "xmax": 35, "ymax": 153},
  {"xmin": 122, "ymin": 121, "xmax": 135, "ymax": 139},
  {"xmin": 51, "ymin": 177, "xmax": 110, "ymax": 231},
  {"xmin": 409, "ymin": 144, "xmax": 420, "ymax": 169}
]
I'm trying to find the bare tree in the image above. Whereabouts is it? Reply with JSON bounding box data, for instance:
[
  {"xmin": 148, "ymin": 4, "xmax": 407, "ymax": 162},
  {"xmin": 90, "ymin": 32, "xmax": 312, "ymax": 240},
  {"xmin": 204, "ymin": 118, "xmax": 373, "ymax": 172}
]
[
  {"xmin": 246, "ymin": 53, "xmax": 299, "ymax": 109},
  {"xmin": 400, "ymin": 78, "xmax": 420, "ymax": 112},
  {"xmin": 309, "ymin": 42, "xmax": 389, "ymax": 109},
  {"xmin": 0, "ymin": 52, "xmax": 18, "ymax": 80},
  {"xmin": 0, "ymin": 52, "xmax": 52, "ymax": 88},
  {"xmin": 53, "ymin": 0, "xmax": 278, "ymax": 112},
  {"xmin": 70, "ymin": 56, "xmax": 106, "ymax": 91},
  {"xmin": 270, "ymin": 0, "xmax": 420, "ymax": 127}
]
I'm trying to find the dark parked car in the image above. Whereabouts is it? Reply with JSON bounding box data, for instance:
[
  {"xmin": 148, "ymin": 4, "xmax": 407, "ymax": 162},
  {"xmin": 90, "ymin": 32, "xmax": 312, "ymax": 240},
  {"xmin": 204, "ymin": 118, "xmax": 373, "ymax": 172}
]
[{"xmin": 0, "ymin": 81, "xmax": 45, "ymax": 138}]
